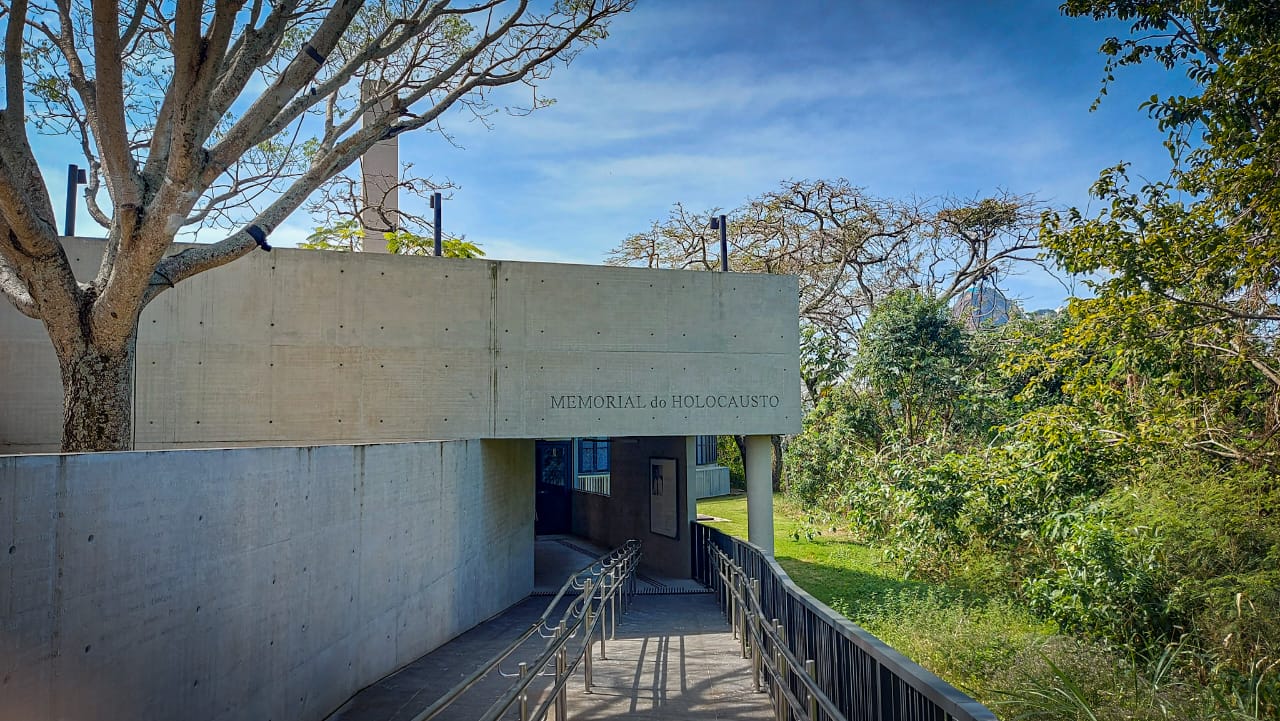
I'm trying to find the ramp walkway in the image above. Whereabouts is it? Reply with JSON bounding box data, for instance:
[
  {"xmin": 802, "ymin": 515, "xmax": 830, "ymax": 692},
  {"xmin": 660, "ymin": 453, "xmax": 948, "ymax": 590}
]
[
  {"xmin": 326, "ymin": 536, "xmax": 771, "ymax": 721},
  {"xmin": 327, "ymin": 531, "xmax": 997, "ymax": 721}
]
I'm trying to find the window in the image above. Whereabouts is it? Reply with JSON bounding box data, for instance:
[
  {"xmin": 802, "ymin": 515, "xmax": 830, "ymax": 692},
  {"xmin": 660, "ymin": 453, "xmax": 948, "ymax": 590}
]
[
  {"xmin": 578, "ymin": 438, "xmax": 610, "ymax": 474},
  {"xmin": 695, "ymin": 435, "xmax": 718, "ymax": 466}
]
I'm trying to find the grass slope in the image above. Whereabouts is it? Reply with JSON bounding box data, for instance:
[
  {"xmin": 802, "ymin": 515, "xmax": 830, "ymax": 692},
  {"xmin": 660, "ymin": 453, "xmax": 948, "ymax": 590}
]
[{"xmin": 698, "ymin": 493, "xmax": 1051, "ymax": 703}]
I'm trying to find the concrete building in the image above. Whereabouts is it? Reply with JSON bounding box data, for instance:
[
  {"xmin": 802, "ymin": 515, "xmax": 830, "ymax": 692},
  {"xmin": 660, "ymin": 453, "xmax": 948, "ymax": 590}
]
[
  {"xmin": 0, "ymin": 240, "xmax": 800, "ymax": 721},
  {"xmin": 951, "ymin": 282, "xmax": 1013, "ymax": 329}
]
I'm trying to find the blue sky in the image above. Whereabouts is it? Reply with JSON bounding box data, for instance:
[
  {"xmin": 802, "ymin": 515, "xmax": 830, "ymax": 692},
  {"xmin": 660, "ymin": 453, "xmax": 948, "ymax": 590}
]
[
  {"xmin": 47, "ymin": 1, "xmax": 1191, "ymax": 311},
  {"xmin": 369, "ymin": 0, "xmax": 1188, "ymax": 311}
]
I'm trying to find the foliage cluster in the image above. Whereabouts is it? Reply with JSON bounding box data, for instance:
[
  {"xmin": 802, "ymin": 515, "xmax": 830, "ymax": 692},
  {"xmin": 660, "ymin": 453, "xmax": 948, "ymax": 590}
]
[
  {"xmin": 782, "ymin": 3, "xmax": 1280, "ymax": 716},
  {"xmin": 785, "ymin": 295, "xmax": 1279, "ymax": 717},
  {"xmin": 300, "ymin": 218, "xmax": 485, "ymax": 257},
  {"xmin": 700, "ymin": 494, "xmax": 1277, "ymax": 720}
]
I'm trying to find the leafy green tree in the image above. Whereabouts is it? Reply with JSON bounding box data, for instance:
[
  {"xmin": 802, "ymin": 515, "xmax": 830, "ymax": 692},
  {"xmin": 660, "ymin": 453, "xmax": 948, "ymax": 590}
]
[
  {"xmin": 1049, "ymin": 0, "xmax": 1280, "ymax": 467},
  {"xmin": 301, "ymin": 218, "xmax": 484, "ymax": 258},
  {"xmin": 855, "ymin": 291, "xmax": 970, "ymax": 445},
  {"xmin": 799, "ymin": 323, "xmax": 849, "ymax": 402}
]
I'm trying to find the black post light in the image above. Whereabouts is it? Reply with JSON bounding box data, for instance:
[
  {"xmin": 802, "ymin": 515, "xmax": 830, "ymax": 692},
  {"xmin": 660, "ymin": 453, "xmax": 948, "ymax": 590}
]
[
  {"xmin": 65, "ymin": 164, "xmax": 87, "ymax": 236},
  {"xmin": 709, "ymin": 214, "xmax": 728, "ymax": 271},
  {"xmin": 429, "ymin": 191, "xmax": 443, "ymax": 257}
]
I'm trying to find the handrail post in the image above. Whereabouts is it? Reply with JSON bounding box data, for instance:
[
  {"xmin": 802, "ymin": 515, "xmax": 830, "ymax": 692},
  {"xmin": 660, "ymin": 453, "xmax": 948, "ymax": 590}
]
[
  {"xmin": 599, "ymin": 571, "xmax": 609, "ymax": 659},
  {"xmin": 805, "ymin": 659, "xmax": 818, "ymax": 721},
  {"xmin": 775, "ymin": 621, "xmax": 788, "ymax": 721},
  {"xmin": 518, "ymin": 662, "xmax": 529, "ymax": 721},
  {"xmin": 715, "ymin": 552, "xmax": 723, "ymax": 609},
  {"xmin": 583, "ymin": 579, "xmax": 594, "ymax": 694},
  {"xmin": 609, "ymin": 568, "xmax": 618, "ymax": 640},
  {"xmin": 737, "ymin": 573, "xmax": 748, "ymax": 659},
  {"xmin": 555, "ymin": 621, "xmax": 567, "ymax": 721},
  {"xmin": 721, "ymin": 554, "xmax": 730, "ymax": 611},
  {"xmin": 599, "ymin": 590, "xmax": 608, "ymax": 661},
  {"xmin": 732, "ymin": 566, "xmax": 742, "ymax": 640},
  {"xmin": 750, "ymin": 578, "xmax": 761, "ymax": 660},
  {"xmin": 752, "ymin": 608, "xmax": 763, "ymax": 692}
]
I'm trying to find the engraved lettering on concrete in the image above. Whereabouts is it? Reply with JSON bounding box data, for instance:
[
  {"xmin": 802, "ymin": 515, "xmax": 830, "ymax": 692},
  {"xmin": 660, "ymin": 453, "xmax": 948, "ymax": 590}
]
[{"xmin": 548, "ymin": 393, "xmax": 780, "ymax": 411}]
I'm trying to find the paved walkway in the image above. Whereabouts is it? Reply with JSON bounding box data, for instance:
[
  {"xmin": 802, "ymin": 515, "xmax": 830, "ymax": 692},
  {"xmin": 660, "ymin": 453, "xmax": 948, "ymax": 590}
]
[
  {"xmin": 326, "ymin": 537, "xmax": 772, "ymax": 721},
  {"xmin": 564, "ymin": 594, "xmax": 773, "ymax": 720}
]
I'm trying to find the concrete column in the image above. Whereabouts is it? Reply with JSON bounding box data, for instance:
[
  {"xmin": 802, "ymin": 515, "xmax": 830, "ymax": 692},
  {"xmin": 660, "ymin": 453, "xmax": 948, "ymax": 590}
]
[
  {"xmin": 744, "ymin": 434, "xmax": 774, "ymax": 555},
  {"xmin": 360, "ymin": 80, "xmax": 398, "ymax": 253},
  {"xmin": 685, "ymin": 436, "xmax": 699, "ymax": 528}
]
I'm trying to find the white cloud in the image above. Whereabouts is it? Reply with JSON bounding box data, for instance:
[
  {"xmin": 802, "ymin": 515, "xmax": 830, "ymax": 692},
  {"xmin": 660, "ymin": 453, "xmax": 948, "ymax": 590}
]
[{"xmin": 472, "ymin": 236, "xmax": 597, "ymax": 265}]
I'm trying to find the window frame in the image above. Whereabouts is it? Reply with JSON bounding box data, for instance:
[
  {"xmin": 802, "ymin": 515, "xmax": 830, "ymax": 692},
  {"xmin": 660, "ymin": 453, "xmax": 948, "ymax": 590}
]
[
  {"xmin": 695, "ymin": 435, "xmax": 717, "ymax": 466},
  {"xmin": 577, "ymin": 437, "xmax": 610, "ymax": 474}
]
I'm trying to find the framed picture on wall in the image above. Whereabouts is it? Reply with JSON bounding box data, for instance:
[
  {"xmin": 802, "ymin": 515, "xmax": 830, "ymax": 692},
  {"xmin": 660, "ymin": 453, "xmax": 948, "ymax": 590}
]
[{"xmin": 649, "ymin": 457, "xmax": 678, "ymax": 538}]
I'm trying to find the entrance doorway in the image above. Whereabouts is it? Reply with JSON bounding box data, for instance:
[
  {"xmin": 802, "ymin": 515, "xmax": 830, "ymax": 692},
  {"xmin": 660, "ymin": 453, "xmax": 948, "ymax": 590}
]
[{"xmin": 534, "ymin": 440, "xmax": 572, "ymax": 535}]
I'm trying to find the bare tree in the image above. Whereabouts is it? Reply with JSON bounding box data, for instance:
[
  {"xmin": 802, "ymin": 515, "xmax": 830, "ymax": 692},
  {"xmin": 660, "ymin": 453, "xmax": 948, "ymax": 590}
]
[
  {"xmin": 0, "ymin": 0, "xmax": 633, "ymax": 451},
  {"xmin": 305, "ymin": 160, "xmax": 455, "ymax": 239},
  {"xmin": 609, "ymin": 179, "xmax": 1042, "ymax": 345}
]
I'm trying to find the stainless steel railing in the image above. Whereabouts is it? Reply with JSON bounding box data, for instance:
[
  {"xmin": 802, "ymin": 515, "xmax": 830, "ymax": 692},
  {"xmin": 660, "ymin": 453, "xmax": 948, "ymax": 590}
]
[
  {"xmin": 706, "ymin": 539, "xmax": 848, "ymax": 721},
  {"xmin": 695, "ymin": 523, "xmax": 996, "ymax": 721},
  {"xmin": 406, "ymin": 539, "xmax": 642, "ymax": 721}
]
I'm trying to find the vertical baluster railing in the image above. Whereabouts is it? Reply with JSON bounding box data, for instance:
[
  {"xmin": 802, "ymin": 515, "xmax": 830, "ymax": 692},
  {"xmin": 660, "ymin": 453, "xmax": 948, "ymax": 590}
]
[{"xmin": 696, "ymin": 523, "xmax": 996, "ymax": 721}]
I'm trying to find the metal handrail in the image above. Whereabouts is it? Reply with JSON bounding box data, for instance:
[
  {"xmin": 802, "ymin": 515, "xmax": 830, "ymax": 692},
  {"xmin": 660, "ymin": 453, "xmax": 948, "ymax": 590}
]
[
  {"xmin": 695, "ymin": 523, "xmax": 997, "ymax": 721},
  {"xmin": 708, "ymin": 541, "xmax": 847, "ymax": 721},
  {"xmin": 407, "ymin": 539, "xmax": 642, "ymax": 721}
]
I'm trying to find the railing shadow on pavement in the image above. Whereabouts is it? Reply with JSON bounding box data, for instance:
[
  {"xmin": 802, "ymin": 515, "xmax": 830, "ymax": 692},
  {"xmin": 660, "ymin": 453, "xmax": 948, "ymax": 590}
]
[{"xmin": 405, "ymin": 539, "xmax": 642, "ymax": 721}]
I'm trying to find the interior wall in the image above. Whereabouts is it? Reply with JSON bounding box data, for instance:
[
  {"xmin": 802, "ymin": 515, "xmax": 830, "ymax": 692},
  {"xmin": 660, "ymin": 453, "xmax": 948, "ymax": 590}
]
[
  {"xmin": 0, "ymin": 439, "xmax": 533, "ymax": 721},
  {"xmin": 570, "ymin": 436, "xmax": 693, "ymax": 578}
]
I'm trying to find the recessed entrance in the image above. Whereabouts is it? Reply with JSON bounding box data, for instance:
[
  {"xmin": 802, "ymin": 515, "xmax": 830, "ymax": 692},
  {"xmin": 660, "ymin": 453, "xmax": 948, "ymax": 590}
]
[{"xmin": 534, "ymin": 440, "xmax": 572, "ymax": 535}]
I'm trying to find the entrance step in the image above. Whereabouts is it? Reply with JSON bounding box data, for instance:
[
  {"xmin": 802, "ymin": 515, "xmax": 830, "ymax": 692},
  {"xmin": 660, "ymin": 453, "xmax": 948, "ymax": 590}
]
[{"xmin": 533, "ymin": 536, "xmax": 710, "ymax": 596}]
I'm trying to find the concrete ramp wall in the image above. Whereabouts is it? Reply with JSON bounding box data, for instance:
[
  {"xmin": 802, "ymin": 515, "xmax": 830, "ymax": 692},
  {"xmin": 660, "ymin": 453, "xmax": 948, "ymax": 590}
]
[{"xmin": 0, "ymin": 439, "xmax": 533, "ymax": 721}]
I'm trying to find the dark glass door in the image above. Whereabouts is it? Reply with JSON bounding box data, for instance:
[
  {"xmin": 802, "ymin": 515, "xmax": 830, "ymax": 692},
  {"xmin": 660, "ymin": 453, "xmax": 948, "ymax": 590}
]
[{"xmin": 535, "ymin": 440, "xmax": 573, "ymax": 535}]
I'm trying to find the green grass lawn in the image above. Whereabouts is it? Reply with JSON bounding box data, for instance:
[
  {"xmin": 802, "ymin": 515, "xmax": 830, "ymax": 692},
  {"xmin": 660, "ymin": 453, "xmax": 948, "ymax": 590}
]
[
  {"xmin": 697, "ymin": 492, "xmax": 1053, "ymax": 701},
  {"xmin": 697, "ymin": 492, "xmax": 927, "ymax": 609}
]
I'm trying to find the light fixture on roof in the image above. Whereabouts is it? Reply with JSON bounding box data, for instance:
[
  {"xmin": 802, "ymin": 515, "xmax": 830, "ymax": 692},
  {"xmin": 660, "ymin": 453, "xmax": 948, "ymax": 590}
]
[
  {"xmin": 428, "ymin": 191, "xmax": 443, "ymax": 257},
  {"xmin": 709, "ymin": 214, "xmax": 728, "ymax": 272}
]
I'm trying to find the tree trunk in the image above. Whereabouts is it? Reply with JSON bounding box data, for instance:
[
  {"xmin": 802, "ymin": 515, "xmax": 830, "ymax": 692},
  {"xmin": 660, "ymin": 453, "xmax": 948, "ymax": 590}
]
[
  {"xmin": 771, "ymin": 434, "xmax": 784, "ymax": 492},
  {"xmin": 58, "ymin": 339, "xmax": 135, "ymax": 453}
]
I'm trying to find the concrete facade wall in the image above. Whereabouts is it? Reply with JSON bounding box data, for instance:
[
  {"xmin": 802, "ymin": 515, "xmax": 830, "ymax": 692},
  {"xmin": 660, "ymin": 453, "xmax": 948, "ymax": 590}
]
[
  {"xmin": 0, "ymin": 240, "xmax": 102, "ymax": 450},
  {"xmin": 0, "ymin": 439, "xmax": 533, "ymax": 721},
  {"xmin": 0, "ymin": 239, "xmax": 801, "ymax": 452},
  {"xmin": 570, "ymin": 436, "xmax": 694, "ymax": 578}
]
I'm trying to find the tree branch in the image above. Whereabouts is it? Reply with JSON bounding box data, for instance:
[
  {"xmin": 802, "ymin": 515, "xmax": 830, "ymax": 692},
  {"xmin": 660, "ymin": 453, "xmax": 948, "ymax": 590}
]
[
  {"xmin": 3, "ymin": 0, "xmax": 27, "ymax": 120},
  {"xmin": 0, "ymin": 250, "xmax": 36, "ymax": 317},
  {"xmin": 207, "ymin": 0, "xmax": 369, "ymax": 174},
  {"xmin": 200, "ymin": 0, "xmax": 300, "ymax": 142},
  {"xmin": 90, "ymin": 0, "xmax": 142, "ymax": 210}
]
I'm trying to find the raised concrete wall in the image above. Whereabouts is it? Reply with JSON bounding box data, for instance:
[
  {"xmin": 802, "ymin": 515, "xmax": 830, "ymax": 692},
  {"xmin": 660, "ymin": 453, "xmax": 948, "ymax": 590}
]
[
  {"xmin": 0, "ymin": 239, "xmax": 801, "ymax": 452},
  {"xmin": 0, "ymin": 439, "xmax": 533, "ymax": 721}
]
